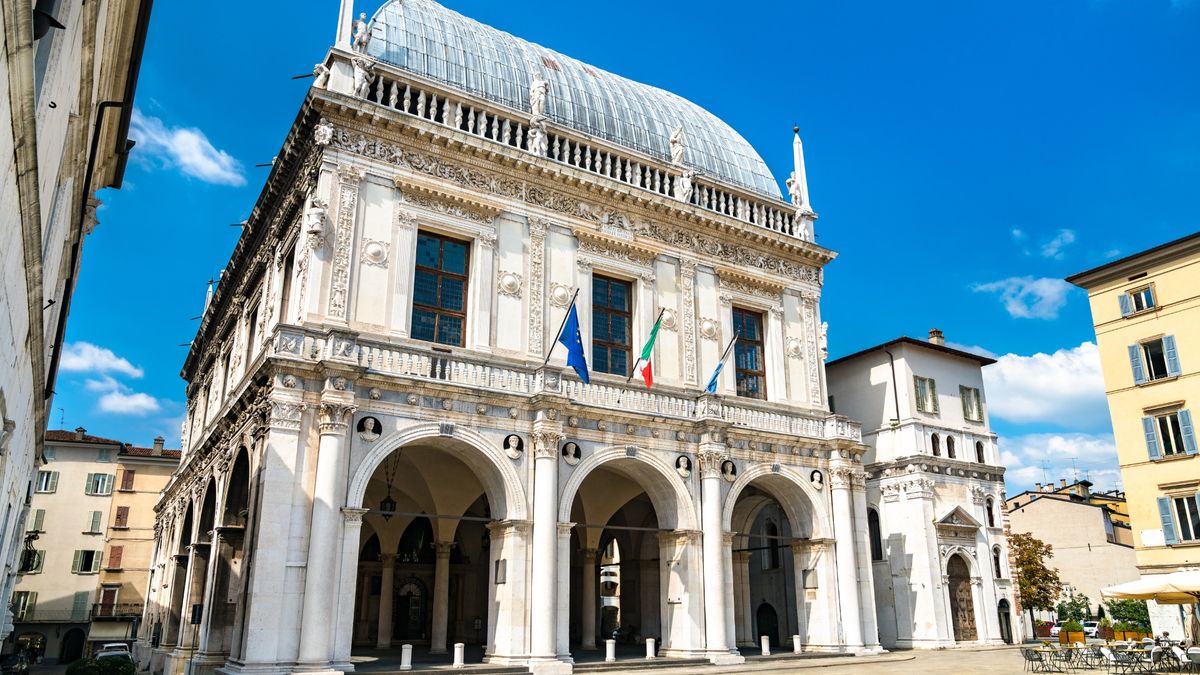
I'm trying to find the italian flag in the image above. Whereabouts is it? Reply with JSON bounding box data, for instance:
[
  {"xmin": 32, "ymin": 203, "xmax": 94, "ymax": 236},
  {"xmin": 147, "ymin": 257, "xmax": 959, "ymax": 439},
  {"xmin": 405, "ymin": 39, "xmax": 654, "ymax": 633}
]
[{"xmin": 636, "ymin": 314, "xmax": 664, "ymax": 388}]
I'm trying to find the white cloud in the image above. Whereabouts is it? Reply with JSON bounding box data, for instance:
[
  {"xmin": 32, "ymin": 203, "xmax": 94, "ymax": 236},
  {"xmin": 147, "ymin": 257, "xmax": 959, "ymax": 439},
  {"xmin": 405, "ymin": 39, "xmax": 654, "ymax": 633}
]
[
  {"xmin": 98, "ymin": 391, "xmax": 161, "ymax": 415},
  {"xmin": 84, "ymin": 375, "xmax": 122, "ymax": 392},
  {"xmin": 130, "ymin": 109, "xmax": 245, "ymax": 186},
  {"xmin": 1040, "ymin": 229, "xmax": 1077, "ymax": 259},
  {"xmin": 1000, "ymin": 431, "xmax": 1122, "ymax": 494},
  {"xmin": 1103, "ymin": 248, "xmax": 1122, "ymax": 259},
  {"xmin": 945, "ymin": 341, "xmax": 999, "ymax": 359},
  {"xmin": 972, "ymin": 276, "xmax": 1075, "ymax": 319},
  {"xmin": 984, "ymin": 341, "xmax": 1110, "ymax": 429},
  {"xmin": 61, "ymin": 342, "xmax": 144, "ymax": 378}
]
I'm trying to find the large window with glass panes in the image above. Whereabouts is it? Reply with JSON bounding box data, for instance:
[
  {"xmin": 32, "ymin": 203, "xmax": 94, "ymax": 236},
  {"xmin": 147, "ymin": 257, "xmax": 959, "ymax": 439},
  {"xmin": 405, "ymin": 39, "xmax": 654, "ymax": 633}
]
[
  {"xmin": 412, "ymin": 232, "xmax": 470, "ymax": 346},
  {"xmin": 732, "ymin": 307, "xmax": 766, "ymax": 399},
  {"xmin": 592, "ymin": 275, "xmax": 632, "ymax": 376}
]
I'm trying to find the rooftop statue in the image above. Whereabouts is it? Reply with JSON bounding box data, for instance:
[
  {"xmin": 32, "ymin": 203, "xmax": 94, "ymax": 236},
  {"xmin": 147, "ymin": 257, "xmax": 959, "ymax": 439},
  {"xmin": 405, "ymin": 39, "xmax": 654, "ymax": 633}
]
[
  {"xmin": 529, "ymin": 72, "xmax": 548, "ymax": 119},
  {"xmin": 352, "ymin": 57, "xmax": 376, "ymax": 99},
  {"xmin": 352, "ymin": 12, "xmax": 371, "ymax": 53},
  {"xmin": 312, "ymin": 63, "xmax": 330, "ymax": 90},
  {"xmin": 670, "ymin": 126, "xmax": 686, "ymax": 165}
]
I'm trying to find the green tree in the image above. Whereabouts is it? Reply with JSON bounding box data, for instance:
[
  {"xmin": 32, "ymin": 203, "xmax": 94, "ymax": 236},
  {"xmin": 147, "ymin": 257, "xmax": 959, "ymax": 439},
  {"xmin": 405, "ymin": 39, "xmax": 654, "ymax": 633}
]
[
  {"xmin": 1057, "ymin": 593, "xmax": 1092, "ymax": 621},
  {"xmin": 1010, "ymin": 532, "xmax": 1064, "ymax": 631},
  {"xmin": 1104, "ymin": 599, "xmax": 1151, "ymax": 630}
]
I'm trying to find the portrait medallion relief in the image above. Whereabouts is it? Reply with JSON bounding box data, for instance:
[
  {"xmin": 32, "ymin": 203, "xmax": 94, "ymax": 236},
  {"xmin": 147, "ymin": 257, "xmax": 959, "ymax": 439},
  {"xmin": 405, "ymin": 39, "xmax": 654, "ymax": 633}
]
[
  {"xmin": 675, "ymin": 455, "xmax": 692, "ymax": 478},
  {"xmin": 357, "ymin": 416, "xmax": 382, "ymax": 442},
  {"xmin": 561, "ymin": 442, "xmax": 582, "ymax": 466},
  {"xmin": 720, "ymin": 460, "xmax": 737, "ymax": 482},
  {"xmin": 502, "ymin": 434, "xmax": 524, "ymax": 460}
]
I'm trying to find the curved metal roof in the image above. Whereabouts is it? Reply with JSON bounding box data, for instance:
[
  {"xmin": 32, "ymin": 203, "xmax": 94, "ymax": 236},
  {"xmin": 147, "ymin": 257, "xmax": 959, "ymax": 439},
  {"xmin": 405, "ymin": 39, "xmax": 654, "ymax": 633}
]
[{"xmin": 366, "ymin": 0, "xmax": 782, "ymax": 198}]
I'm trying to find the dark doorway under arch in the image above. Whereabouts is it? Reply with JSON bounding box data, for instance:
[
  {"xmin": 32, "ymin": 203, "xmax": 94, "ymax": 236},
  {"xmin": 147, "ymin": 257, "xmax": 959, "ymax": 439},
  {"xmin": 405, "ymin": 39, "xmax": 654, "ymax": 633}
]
[
  {"xmin": 947, "ymin": 555, "xmax": 977, "ymax": 642},
  {"xmin": 60, "ymin": 628, "xmax": 85, "ymax": 664},
  {"xmin": 756, "ymin": 603, "xmax": 780, "ymax": 647},
  {"xmin": 998, "ymin": 599, "xmax": 1013, "ymax": 644}
]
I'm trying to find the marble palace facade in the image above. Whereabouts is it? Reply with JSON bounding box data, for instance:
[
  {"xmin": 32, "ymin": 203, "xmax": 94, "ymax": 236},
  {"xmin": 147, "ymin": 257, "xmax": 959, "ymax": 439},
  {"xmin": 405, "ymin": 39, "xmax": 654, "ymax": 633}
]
[{"xmin": 136, "ymin": 2, "xmax": 1012, "ymax": 674}]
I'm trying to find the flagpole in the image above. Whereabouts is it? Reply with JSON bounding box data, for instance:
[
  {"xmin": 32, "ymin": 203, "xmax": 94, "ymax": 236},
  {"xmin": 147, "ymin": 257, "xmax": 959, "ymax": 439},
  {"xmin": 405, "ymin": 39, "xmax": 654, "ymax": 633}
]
[
  {"xmin": 705, "ymin": 332, "xmax": 739, "ymax": 394},
  {"xmin": 543, "ymin": 288, "xmax": 580, "ymax": 366}
]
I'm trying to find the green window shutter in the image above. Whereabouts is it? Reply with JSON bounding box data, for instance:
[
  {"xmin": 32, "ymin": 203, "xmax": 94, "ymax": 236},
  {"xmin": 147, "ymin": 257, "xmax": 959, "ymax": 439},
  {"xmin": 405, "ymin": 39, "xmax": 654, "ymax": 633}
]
[
  {"xmin": 960, "ymin": 386, "xmax": 971, "ymax": 419},
  {"xmin": 1164, "ymin": 335, "xmax": 1182, "ymax": 377},
  {"xmin": 72, "ymin": 591, "xmax": 90, "ymax": 621},
  {"xmin": 89, "ymin": 511, "xmax": 101, "ymax": 533},
  {"xmin": 32, "ymin": 551, "xmax": 44, "ymax": 573},
  {"xmin": 84, "ymin": 473, "xmax": 94, "ymax": 495},
  {"xmin": 914, "ymin": 376, "xmax": 926, "ymax": 412},
  {"xmin": 104, "ymin": 474, "xmax": 114, "ymax": 494},
  {"xmin": 929, "ymin": 379, "xmax": 939, "ymax": 413},
  {"xmin": 1181, "ymin": 410, "xmax": 1198, "ymax": 456},
  {"xmin": 29, "ymin": 509, "xmax": 44, "ymax": 532},
  {"xmin": 1143, "ymin": 417, "xmax": 1161, "ymax": 460},
  {"xmin": 48, "ymin": 471, "xmax": 58, "ymax": 492},
  {"xmin": 72, "ymin": 550, "xmax": 83, "ymax": 573},
  {"xmin": 27, "ymin": 592, "xmax": 37, "ymax": 616},
  {"xmin": 91, "ymin": 551, "xmax": 102, "ymax": 573},
  {"xmin": 1159, "ymin": 497, "xmax": 1178, "ymax": 545}
]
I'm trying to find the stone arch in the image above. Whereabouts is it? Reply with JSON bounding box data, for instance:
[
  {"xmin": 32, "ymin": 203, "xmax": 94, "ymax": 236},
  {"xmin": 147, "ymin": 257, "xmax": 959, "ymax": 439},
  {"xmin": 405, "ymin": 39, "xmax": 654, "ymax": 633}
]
[
  {"xmin": 942, "ymin": 546, "xmax": 979, "ymax": 576},
  {"xmin": 347, "ymin": 421, "xmax": 527, "ymax": 521},
  {"xmin": 721, "ymin": 463, "xmax": 830, "ymax": 539},
  {"xmin": 557, "ymin": 445, "xmax": 698, "ymax": 531}
]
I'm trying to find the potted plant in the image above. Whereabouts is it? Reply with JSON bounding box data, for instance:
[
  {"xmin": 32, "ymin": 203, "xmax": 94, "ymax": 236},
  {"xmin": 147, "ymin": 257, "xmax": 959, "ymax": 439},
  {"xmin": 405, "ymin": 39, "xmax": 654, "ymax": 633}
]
[
  {"xmin": 1035, "ymin": 620, "xmax": 1053, "ymax": 638},
  {"xmin": 1059, "ymin": 619, "xmax": 1085, "ymax": 645},
  {"xmin": 1099, "ymin": 617, "xmax": 1114, "ymax": 640},
  {"xmin": 1113, "ymin": 621, "xmax": 1130, "ymax": 641}
]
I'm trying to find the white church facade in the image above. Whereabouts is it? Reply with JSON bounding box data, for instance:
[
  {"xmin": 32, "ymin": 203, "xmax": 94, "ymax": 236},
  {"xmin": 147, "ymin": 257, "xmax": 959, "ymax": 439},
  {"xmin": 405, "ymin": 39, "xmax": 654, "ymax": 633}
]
[{"xmin": 133, "ymin": 2, "xmax": 1013, "ymax": 674}]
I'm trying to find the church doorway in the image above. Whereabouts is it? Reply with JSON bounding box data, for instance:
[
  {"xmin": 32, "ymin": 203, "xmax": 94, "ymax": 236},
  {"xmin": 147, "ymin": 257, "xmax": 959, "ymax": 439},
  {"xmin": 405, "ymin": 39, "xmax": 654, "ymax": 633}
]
[
  {"xmin": 350, "ymin": 438, "xmax": 501, "ymax": 655},
  {"xmin": 756, "ymin": 603, "xmax": 780, "ymax": 647},
  {"xmin": 947, "ymin": 555, "xmax": 977, "ymax": 642},
  {"xmin": 997, "ymin": 599, "xmax": 1013, "ymax": 644}
]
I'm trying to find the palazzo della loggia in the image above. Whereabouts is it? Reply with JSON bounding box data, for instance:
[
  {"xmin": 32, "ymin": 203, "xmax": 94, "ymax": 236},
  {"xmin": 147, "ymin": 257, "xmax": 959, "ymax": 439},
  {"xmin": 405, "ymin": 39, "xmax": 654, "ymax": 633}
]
[{"xmin": 138, "ymin": 2, "xmax": 1017, "ymax": 674}]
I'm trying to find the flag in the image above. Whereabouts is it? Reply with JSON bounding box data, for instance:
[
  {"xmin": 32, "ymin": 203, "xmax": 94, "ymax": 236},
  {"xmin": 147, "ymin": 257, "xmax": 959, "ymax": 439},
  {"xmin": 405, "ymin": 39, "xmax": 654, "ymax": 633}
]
[
  {"xmin": 558, "ymin": 301, "xmax": 590, "ymax": 384},
  {"xmin": 705, "ymin": 334, "xmax": 738, "ymax": 394},
  {"xmin": 636, "ymin": 314, "xmax": 664, "ymax": 388}
]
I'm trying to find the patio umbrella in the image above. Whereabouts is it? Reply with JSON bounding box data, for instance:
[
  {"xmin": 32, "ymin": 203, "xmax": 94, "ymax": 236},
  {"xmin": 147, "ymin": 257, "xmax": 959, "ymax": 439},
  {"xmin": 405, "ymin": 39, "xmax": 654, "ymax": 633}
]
[{"xmin": 1101, "ymin": 571, "xmax": 1200, "ymax": 605}]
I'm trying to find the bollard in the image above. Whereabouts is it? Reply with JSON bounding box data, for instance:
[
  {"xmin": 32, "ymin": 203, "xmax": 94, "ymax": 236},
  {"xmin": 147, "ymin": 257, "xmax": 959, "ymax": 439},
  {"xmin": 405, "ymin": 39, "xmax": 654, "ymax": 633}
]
[
  {"xmin": 400, "ymin": 644, "xmax": 412, "ymax": 671},
  {"xmin": 605, "ymin": 639, "xmax": 616, "ymax": 663},
  {"xmin": 453, "ymin": 642, "xmax": 465, "ymax": 668},
  {"xmin": 761, "ymin": 635, "xmax": 770, "ymax": 656},
  {"xmin": 792, "ymin": 635, "xmax": 802, "ymax": 654},
  {"xmin": 645, "ymin": 637, "xmax": 656, "ymax": 659}
]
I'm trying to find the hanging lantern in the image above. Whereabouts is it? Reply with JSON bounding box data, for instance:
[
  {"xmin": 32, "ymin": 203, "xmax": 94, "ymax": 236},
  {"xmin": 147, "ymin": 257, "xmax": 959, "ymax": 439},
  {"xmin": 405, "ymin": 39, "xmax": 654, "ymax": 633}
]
[{"xmin": 379, "ymin": 494, "xmax": 397, "ymax": 520}]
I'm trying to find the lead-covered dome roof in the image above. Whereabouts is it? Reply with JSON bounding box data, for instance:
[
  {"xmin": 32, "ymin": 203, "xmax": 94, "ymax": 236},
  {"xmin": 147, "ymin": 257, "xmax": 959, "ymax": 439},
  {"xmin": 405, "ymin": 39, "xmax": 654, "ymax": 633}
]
[{"xmin": 366, "ymin": 0, "xmax": 782, "ymax": 199}]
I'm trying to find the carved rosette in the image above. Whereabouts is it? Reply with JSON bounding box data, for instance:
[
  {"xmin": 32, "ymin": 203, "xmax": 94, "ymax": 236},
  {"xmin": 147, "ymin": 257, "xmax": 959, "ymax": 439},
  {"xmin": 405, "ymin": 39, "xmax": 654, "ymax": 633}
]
[
  {"xmin": 680, "ymin": 259, "xmax": 697, "ymax": 383},
  {"xmin": 318, "ymin": 402, "xmax": 357, "ymax": 434},
  {"xmin": 531, "ymin": 430, "xmax": 564, "ymax": 460},
  {"xmin": 696, "ymin": 449, "xmax": 726, "ymax": 479},
  {"xmin": 329, "ymin": 166, "xmax": 364, "ymax": 319},
  {"xmin": 528, "ymin": 218, "xmax": 547, "ymax": 355}
]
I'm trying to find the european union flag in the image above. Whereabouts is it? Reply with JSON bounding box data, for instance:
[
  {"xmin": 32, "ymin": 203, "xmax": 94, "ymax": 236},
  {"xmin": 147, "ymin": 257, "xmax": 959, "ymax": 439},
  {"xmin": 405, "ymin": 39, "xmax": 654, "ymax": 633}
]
[{"xmin": 558, "ymin": 302, "xmax": 590, "ymax": 384}]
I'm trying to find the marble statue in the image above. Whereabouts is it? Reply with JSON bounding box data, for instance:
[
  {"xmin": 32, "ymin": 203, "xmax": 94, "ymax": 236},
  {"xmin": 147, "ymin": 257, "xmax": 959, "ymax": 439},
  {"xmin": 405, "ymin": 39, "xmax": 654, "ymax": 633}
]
[
  {"xmin": 352, "ymin": 12, "xmax": 371, "ymax": 53},
  {"xmin": 352, "ymin": 57, "xmax": 375, "ymax": 99},
  {"xmin": 670, "ymin": 125, "xmax": 686, "ymax": 165},
  {"xmin": 675, "ymin": 169, "xmax": 695, "ymax": 203},
  {"xmin": 526, "ymin": 120, "xmax": 548, "ymax": 157},
  {"xmin": 312, "ymin": 63, "xmax": 330, "ymax": 90},
  {"xmin": 529, "ymin": 71, "xmax": 548, "ymax": 118},
  {"xmin": 786, "ymin": 171, "xmax": 804, "ymax": 207}
]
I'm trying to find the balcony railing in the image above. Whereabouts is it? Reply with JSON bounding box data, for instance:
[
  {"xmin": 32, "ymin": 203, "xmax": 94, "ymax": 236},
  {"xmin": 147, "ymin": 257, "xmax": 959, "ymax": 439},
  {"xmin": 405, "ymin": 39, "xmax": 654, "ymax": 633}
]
[
  {"xmin": 15, "ymin": 609, "xmax": 91, "ymax": 623},
  {"xmin": 92, "ymin": 603, "xmax": 143, "ymax": 620},
  {"xmin": 262, "ymin": 327, "xmax": 862, "ymax": 446}
]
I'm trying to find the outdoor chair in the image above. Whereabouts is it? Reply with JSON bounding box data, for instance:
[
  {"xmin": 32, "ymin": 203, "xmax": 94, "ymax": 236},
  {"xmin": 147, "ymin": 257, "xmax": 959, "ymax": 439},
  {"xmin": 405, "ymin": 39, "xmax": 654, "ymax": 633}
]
[
  {"xmin": 1024, "ymin": 647, "xmax": 1055, "ymax": 673},
  {"xmin": 1101, "ymin": 646, "xmax": 1141, "ymax": 675},
  {"xmin": 1171, "ymin": 646, "xmax": 1189, "ymax": 672},
  {"xmin": 1139, "ymin": 646, "xmax": 1165, "ymax": 673},
  {"xmin": 1186, "ymin": 647, "xmax": 1200, "ymax": 673},
  {"xmin": 1084, "ymin": 645, "xmax": 1107, "ymax": 669}
]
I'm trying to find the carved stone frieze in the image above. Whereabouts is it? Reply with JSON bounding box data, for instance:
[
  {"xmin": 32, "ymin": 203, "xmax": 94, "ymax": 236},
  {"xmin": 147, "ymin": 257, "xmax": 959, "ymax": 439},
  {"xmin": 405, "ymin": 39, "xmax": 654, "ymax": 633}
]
[
  {"xmin": 528, "ymin": 217, "xmax": 547, "ymax": 354},
  {"xmin": 329, "ymin": 167, "xmax": 364, "ymax": 319},
  {"xmin": 680, "ymin": 259, "xmax": 697, "ymax": 383}
]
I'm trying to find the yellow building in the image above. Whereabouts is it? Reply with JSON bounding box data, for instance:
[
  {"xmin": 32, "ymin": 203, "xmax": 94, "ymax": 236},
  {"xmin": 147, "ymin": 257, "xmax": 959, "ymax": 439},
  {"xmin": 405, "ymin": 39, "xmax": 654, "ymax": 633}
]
[{"xmin": 1068, "ymin": 231, "xmax": 1200, "ymax": 636}]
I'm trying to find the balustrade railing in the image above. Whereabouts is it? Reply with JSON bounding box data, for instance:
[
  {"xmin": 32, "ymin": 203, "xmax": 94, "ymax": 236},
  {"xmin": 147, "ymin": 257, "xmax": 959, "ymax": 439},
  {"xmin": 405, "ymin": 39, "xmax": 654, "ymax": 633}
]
[{"xmin": 355, "ymin": 62, "xmax": 806, "ymax": 241}]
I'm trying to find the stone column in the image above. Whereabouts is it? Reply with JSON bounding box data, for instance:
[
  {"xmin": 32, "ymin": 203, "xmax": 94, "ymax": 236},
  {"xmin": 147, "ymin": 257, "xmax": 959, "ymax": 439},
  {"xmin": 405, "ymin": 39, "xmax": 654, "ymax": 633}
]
[
  {"xmin": 850, "ymin": 472, "xmax": 880, "ymax": 649},
  {"xmin": 296, "ymin": 399, "xmax": 356, "ymax": 667},
  {"xmin": 732, "ymin": 551, "xmax": 752, "ymax": 646},
  {"xmin": 698, "ymin": 448, "xmax": 732, "ymax": 659},
  {"xmin": 831, "ymin": 467, "xmax": 863, "ymax": 649},
  {"xmin": 722, "ymin": 533, "xmax": 737, "ymax": 651},
  {"xmin": 529, "ymin": 428, "xmax": 564, "ymax": 665},
  {"xmin": 376, "ymin": 554, "xmax": 396, "ymax": 648},
  {"xmin": 555, "ymin": 523, "xmax": 574, "ymax": 660},
  {"xmin": 334, "ymin": 508, "xmax": 368, "ymax": 667},
  {"xmin": 581, "ymin": 549, "xmax": 598, "ymax": 649},
  {"xmin": 790, "ymin": 543, "xmax": 810, "ymax": 646},
  {"xmin": 430, "ymin": 541, "xmax": 454, "ymax": 654}
]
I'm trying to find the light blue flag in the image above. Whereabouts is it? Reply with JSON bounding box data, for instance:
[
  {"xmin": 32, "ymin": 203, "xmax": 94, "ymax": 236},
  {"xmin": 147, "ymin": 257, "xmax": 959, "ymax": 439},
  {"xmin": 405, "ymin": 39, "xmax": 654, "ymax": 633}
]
[
  {"xmin": 705, "ymin": 334, "xmax": 738, "ymax": 394},
  {"xmin": 558, "ymin": 301, "xmax": 590, "ymax": 384}
]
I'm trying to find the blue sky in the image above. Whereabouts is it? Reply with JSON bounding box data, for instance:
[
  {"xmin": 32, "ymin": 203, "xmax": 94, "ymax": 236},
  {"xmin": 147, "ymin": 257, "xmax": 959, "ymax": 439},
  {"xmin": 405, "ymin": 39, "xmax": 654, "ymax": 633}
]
[{"xmin": 55, "ymin": 0, "xmax": 1199, "ymax": 494}]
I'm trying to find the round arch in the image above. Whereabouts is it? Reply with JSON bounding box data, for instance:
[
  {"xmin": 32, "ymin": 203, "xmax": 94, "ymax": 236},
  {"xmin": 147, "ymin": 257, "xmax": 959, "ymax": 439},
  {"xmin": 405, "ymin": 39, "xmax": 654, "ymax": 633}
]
[
  {"xmin": 347, "ymin": 422, "xmax": 527, "ymax": 521},
  {"xmin": 557, "ymin": 445, "xmax": 698, "ymax": 531},
  {"xmin": 942, "ymin": 547, "xmax": 980, "ymax": 576},
  {"xmin": 721, "ymin": 463, "xmax": 830, "ymax": 538}
]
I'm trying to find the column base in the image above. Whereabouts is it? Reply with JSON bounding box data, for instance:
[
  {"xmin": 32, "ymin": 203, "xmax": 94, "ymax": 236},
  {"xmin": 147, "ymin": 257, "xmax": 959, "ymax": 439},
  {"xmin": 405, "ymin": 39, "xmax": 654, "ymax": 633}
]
[
  {"xmin": 526, "ymin": 657, "xmax": 572, "ymax": 674},
  {"xmin": 706, "ymin": 651, "xmax": 745, "ymax": 665}
]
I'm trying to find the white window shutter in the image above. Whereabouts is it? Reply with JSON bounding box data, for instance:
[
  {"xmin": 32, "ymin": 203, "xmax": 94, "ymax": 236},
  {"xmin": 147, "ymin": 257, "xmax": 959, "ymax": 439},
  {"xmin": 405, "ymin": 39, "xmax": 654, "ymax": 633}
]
[
  {"xmin": 48, "ymin": 471, "xmax": 58, "ymax": 492},
  {"xmin": 84, "ymin": 473, "xmax": 94, "ymax": 495},
  {"xmin": 91, "ymin": 551, "xmax": 102, "ymax": 573}
]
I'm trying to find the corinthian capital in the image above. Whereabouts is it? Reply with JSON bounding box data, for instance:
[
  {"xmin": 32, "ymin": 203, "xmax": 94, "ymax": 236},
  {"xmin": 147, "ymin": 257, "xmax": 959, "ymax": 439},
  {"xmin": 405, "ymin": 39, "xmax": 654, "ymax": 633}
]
[
  {"xmin": 318, "ymin": 402, "xmax": 357, "ymax": 434},
  {"xmin": 696, "ymin": 449, "xmax": 726, "ymax": 479},
  {"xmin": 531, "ymin": 430, "xmax": 564, "ymax": 459}
]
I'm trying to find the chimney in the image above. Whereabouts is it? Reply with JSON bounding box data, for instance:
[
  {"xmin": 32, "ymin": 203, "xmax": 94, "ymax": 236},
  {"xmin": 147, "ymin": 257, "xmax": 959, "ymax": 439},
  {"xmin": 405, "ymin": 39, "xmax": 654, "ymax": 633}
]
[
  {"xmin": 153, "ymin": 436, "xmax": 165, "ymax": 456},
  {"xmin": 928, "ymin": 328, "xmax": 945, "ymax": 346},
  {"xmin": 1060, "ymin": 478, "xmax": 1068, "ymax": 489},
  {"xmin": 74, "ymin": 426, "xmax": 86, "ymax": 441},
  {"xmin": 1035, "ymin": 482, "xmax": 1042, "ymax": 492}
]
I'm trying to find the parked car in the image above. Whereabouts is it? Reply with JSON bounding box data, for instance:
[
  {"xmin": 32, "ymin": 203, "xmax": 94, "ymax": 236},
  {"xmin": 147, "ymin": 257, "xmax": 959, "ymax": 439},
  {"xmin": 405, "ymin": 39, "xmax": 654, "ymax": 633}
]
[
  {"xmin": 0, "ymin": 654, "xmax": 28, "ymax": 675},
  {"xmin": 95, "ymin": 651, "xmax": 134, "ymax": 666},
  {"xmin": 100, "ymin": 643, "xmax": 130, "ymax": 653},
  {"xmin": 1050, "ymin": 621, "xmax": 1062, "ymax": 637},
  {"xmin": 1083, "ymin": 621, "xmax": 1100, "ymax": 638}
]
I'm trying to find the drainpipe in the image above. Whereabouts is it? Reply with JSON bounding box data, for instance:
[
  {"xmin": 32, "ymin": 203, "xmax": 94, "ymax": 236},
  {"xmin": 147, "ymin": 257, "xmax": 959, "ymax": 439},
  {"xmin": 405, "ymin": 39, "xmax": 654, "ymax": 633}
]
[{"xmin": 883, "ymin": 349, "xmax": 901, "ymax": 425}]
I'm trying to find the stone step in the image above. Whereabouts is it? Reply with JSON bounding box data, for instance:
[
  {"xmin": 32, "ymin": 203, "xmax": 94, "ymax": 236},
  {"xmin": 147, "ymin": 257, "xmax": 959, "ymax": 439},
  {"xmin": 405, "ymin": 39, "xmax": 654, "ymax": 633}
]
[
  {"xmin": 572, "ymin": 658, "xmax": 711, "ymax": 672},
  {"xmin": 366, "ymin": 667, "xmax": 527, "ymax": 674}
]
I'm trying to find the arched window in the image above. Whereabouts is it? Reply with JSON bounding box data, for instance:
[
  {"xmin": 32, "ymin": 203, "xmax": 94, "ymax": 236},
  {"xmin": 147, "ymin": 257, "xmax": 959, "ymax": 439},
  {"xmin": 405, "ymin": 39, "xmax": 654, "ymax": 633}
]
[
  {"xmin": 992, "ymin": 546, "xmax": 1003, "ymax": 579},
  {"xmin": 931, "ymin": 433, "xmax": 941, "ymax": 456},
  {"xmin": 762, "ymin": 521, "xmax": 781, "ymax": 570},
  {"xmin": 986, "ymin": 499, "xmax": 996, "ymax": 528},
  {"xmin": 868, "ymin": 508, "xmax": 884, "ymax": 561},
  {"xmin": 976, "ymin": 441, "xmax": 986, "ymax": 464},
  {"xmin": 946, "ymin": 435, "xmax": 956, "ymax": 459}
]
